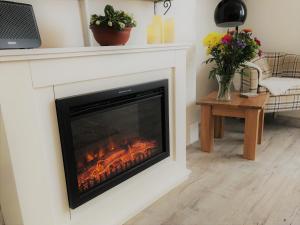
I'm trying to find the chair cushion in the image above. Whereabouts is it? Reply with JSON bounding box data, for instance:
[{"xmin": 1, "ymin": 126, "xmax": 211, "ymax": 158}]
[
  {"xmin": 281, "ymin": 85, "xmax": 300, "ymax": 95},
  {"xmin": 259, "ymin": 83, "xmax": 300, "ymax": 96},
  {"xmin": 281, "ymin": 54, "xmax": 300, "ymax": 78},
  {"xmin": 264, "ymin": 52, "xmax": 286, "ymax": 77},
  {"xmin": 259, "ymin": 77, "xmax": 300, "ymax": 96}
]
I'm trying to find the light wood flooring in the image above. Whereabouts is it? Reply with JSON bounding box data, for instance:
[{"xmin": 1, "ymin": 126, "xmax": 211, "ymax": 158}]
[
  {"xmin": 0, "ymin": 206, "xmax": 3, "ymax": 225},
  {"xmin": 125, "ymin": 117, "xmax": 300, "ymax": 225}
]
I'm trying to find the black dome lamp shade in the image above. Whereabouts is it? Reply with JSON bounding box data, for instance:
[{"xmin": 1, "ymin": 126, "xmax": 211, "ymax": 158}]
[{"xmin": 214, "ymin": 0, "xmax": 247, "ymax": 28}]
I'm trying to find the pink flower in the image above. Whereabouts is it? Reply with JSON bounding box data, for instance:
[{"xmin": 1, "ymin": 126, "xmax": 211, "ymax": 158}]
[{"xmin": 221, "ymin": 34, "xmax": 233, "ymax": 44}]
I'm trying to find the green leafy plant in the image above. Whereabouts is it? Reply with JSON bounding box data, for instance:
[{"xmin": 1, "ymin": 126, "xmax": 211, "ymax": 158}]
[{"xmin": 90, "ymin": 5, "xmax": 137, "ymax": 31}]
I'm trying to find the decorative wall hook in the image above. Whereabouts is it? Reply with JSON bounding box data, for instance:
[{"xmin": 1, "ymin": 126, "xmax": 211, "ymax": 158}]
[{"xmin": 154, "ymin": 0, "xmax": 172, "ymax": 15}]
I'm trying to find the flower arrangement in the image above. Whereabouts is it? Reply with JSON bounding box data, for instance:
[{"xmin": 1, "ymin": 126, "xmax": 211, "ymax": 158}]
[
  {"xmin": 203, "ymin": 29, "xmax": 261, "ymax": 100},
  {"xmin": 90, "ymin": 5, "xmax": 137, "ymax": 31}
]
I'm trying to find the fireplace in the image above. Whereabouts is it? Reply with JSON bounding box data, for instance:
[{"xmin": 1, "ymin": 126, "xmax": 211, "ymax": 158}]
[{"xmin": 55, "ymin": 80, "xmax": 170, "ymax": 209}]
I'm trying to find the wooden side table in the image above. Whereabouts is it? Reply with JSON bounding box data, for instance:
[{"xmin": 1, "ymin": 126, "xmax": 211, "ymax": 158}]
[{"xmin": 197, "ymin": 92, "xmax": 269, "ymax": 160}]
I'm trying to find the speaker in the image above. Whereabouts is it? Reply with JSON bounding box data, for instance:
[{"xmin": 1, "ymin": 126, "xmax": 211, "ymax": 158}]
[{"xmin": 0, "ymin": 1, "xmax": 41, "ymax": 49}]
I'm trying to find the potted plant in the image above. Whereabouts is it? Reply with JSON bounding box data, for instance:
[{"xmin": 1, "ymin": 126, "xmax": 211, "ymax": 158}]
[
  {"xmin": 203, "ymin": 29, "xmax": 262, "ymax": 101},
  {"xmin": 90, "ymin": 5, "xmax": 137, "ymax": 46}
]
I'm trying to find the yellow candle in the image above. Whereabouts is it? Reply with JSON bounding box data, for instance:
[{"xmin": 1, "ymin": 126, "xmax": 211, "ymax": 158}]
[
  {"xmin": 153, "ymin": 15, "xmax": 164, "ymax": 43},
  {"xmin": 164, "ymin": 18, "xmax": 175, "ymax": 44},
  {"xmin": 147, "ymin": 24, "xmax": 155, "ymax": 44},
  {"xmin": 147, "ymin": 15, "xmax": 163, "ymax": 44}
]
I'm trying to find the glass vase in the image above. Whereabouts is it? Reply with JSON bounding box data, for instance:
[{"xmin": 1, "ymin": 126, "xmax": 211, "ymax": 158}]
[{"xmin": 216, "ymin": 75, "xmax": 234, "ymax": 101}]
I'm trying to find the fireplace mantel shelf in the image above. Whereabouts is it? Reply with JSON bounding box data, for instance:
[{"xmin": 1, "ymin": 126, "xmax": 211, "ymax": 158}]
[{"xmin": 0, "ymin": 43, "xmax": 191, "ymax": 62}]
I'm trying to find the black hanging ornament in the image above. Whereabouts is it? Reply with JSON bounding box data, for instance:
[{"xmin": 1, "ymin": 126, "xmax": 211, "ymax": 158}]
[
  {"xmin": 214, "ymin": 0, "xmax": 247, "ymax": 27},
  {"xmin": 154, "ymin": 0, "xmax": 172, "ymax": 15}
]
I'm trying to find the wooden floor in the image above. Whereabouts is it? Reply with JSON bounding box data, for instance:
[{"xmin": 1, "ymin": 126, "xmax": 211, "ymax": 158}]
[
  {"xmin": 0, "ymin": 206, "xmax": 3, "ymax": 225},
  {"xmin": 125, "ymin": 117, "xmax": 300, "ymax": 225}
]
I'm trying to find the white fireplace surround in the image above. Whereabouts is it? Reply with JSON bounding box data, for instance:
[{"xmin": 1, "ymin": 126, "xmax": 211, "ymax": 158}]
[{"xmin": 0, "ymin": 44, "xmax": 190, "ymax": 225}]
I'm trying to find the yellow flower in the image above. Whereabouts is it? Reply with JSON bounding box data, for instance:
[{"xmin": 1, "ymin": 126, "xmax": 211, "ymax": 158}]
[
  {"xmin": 203, "ymin": 32, "xmax": 223, "ymax": 49},
  {"xmin": 206, "ymin": 47, "xmax": 211, "ymax": 55}
]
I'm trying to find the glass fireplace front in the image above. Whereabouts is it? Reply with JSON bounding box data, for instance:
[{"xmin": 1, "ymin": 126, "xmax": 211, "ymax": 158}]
[{"xmin": 56, "ymin": 80, "xmax": 170, "ymax": 209}]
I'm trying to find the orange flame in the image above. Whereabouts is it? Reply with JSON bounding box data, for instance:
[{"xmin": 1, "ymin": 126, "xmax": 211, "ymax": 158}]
[{"xmin": 77, "ymin": 138, "xmax": 158, "ymax": 192}]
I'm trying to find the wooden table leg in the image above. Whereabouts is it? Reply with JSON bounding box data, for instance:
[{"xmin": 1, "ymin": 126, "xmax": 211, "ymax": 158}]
[
  {"xmin": 244, "ymin": 109, "xmax": 260, "ymax": 160},
  {"xmin": 214, "ymin": 116, "xmax": 224, "ymax": 139},
  {"xmin": 200, "ymin": 105, "xmax": 214, "ymax": 153},
  {"xmin": 258, "ymin": 109, "xmax": 265, "ymax": 145}
]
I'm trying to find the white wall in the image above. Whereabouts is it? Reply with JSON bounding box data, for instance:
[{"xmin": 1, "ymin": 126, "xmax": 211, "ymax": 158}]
[
  {"xmin": 187, "ymin": 0, "xmax": 221, "ymax": 143},
  {"xmin": 13, "ymin": 0, "xmax": 84, "ymax": 48},
  {"xmin": 245, "ymin": 0, "xmax": 300, "ymax": 54},
  {"xmin": 245, "ymin": 0, "xmax": 300, "ymax": 118}
]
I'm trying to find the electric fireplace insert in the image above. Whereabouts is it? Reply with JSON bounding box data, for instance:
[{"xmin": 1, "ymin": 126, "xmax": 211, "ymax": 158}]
[{"xmin": 56, "ymin": 80, "xmax": 170, "ymax": 209}]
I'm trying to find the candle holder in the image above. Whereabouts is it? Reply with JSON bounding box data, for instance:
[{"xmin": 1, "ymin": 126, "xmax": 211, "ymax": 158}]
[{"xmin": 154, "ymin": 0, "xmax": 172, "ymax": 15}]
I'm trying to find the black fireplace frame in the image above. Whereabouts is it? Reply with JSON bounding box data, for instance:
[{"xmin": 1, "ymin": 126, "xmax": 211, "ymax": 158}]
[{"xmin": 55, "ymin": 80, "xmax": 170, "ymax": 209}]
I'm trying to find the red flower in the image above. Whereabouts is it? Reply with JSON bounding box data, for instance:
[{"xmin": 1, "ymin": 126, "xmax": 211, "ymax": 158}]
[
  {"xmin": 221, "ymin": 34, "xmax": 233, "ymax": 44},
  {"xmin": 254, "ymin": 37, "xmax": 261, "ymax": 46},
  {"xmin": 243, "ymin": 28, "xmax": 252, "ymax": 33}
]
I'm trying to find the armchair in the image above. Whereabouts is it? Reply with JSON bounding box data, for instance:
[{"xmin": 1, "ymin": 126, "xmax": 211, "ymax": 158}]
[{"xmin": 241, "ymin": 52, "xmax": 300, "ymax": 113}]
